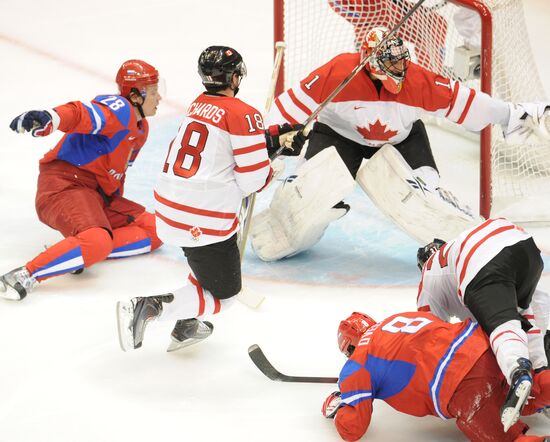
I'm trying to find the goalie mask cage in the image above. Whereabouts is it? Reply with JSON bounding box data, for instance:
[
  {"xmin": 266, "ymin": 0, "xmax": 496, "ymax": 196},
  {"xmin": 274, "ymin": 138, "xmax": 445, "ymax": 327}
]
[{"xmin": 274, "ymin": 0, "xmax": 550, "ymax": 222}]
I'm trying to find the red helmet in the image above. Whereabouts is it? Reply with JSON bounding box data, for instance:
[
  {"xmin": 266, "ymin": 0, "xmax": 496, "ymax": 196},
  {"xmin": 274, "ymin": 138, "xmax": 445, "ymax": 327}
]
[
  {"xmin": 361, "ymin": 27, "xmax": 410, "ymax": 94},
  {"xmin": 337, "ymin": 312, "xmax": 377, "ymax": 357},
  {"xmin": 116, "ymin": 59, "xmax": 159, "ymax": 98}
]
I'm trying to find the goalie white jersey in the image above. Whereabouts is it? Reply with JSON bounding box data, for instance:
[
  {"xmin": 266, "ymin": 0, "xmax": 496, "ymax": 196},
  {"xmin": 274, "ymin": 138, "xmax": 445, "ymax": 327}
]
[
  {"xmin": 268, "ymin": 53, "xmax": 510, "ymax": 147},
  {"xmin": 417, "ymin": 218, "xmax": 532, "ymax": 319},
  {"xmin": 155, "ymin": 93, "xmax": 271, "ymax": 247}
]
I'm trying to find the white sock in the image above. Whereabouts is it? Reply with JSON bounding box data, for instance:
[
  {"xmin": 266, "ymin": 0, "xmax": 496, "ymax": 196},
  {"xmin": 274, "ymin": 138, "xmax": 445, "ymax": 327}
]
[
  {"xmin": 489, "ymin": 320, "xmax": 530, "ymax": 384},
  {"xmin": 159, "ymin": 273, "xmax": 236, "ymax": 321}
]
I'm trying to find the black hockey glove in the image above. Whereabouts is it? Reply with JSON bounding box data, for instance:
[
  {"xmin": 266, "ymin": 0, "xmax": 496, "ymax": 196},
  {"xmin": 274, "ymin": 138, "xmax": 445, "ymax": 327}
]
[{"xmin": 265, "ymin": 123, "xmax": 304, "ymax": 158}]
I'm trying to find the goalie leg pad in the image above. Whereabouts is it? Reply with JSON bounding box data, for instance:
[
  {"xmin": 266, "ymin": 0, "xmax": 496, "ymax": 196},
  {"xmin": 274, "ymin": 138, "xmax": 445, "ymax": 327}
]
[
  {"xmin": 250, "ymin": 147, "xmax": 356, "ymax": 261},
  {"xmin": 357, "ymin": 144, "xmax": 484, "ymax": 244}
]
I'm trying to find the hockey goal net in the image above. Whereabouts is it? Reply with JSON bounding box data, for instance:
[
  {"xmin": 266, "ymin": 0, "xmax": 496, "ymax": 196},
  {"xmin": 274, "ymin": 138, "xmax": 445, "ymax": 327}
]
[{"xmin": 274, "ymin": 0, "xmax": 550, "ymax": 222}]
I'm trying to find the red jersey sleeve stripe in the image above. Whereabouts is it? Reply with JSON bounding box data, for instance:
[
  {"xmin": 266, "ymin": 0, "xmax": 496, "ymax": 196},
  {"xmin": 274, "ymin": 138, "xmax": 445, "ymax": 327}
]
[
  {"xmin": 233, "ymin": 142, "xmax": 266, "ymax": 156},
  {"xmin": 213, "ymin": 297, "xmax": 221, "ymax": 314},
  {"xmin": 275, "ymin": 97, "xmax": 300, "ymax": 125},
  {"xmin": 154, "ymin": 191, "xmax": 236, "ymax": 219},
  {"xmin": 456, "ymin": 89, "xmax": 476, "ymax": 125},
  {"xmin": 445, "ymin": 82, "xmax": 461, "ymax": 118},
  {"xmin": 418, "ymin": 305, "xmax": 431, "ymax": 312},
  {"xmin": 288, "ymin": 89, "xmax": 313, "ymax": 115},
  {"xmin": 458, "ymin": 225, "xmax": 515, "ymax": 288},
  {"xmin": 156, "ymin": 211, "xmax": 239, "ymax": 236},
  {"xmin": 234, "ymin": 159, "xmax": 270, "ymax": 173}
]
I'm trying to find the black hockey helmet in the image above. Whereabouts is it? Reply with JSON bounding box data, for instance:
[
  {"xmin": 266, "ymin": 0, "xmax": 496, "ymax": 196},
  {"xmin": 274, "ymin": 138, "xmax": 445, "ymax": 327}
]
[
  {"xmin": 198, "ymin": 46, "xmax": 247, "ymax": 91},
  {"xmin": 416, "ymin": 239, "xmax": 446, "ymax": 271}
]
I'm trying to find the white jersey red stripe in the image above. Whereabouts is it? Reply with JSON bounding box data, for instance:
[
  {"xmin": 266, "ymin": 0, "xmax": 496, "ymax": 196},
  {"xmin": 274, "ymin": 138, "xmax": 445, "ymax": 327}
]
[
  {"xmin": 417, "ymin": 218, "xmax": 532, "ymax": 318},
  {"xmin": 155, "ymin": 93, "xmax": 270, "ymax": 247},
  {"xmin": 267, "ymin": 53, "xmax": 510, "ymax": 147}
]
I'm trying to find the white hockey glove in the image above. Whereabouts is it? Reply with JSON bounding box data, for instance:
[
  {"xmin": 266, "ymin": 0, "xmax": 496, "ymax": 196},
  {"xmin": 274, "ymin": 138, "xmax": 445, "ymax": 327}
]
[{"xmin": 504, "ymin": 103, "xmax": 550, "ymax": 144}]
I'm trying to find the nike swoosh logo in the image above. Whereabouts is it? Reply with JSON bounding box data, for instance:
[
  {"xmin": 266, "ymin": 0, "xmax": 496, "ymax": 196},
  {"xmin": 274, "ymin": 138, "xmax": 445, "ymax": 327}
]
[
  {"xmin": 128, "ymin": 136, "xmax": 136, "ymax": 141},
  {"xmin": 354, "ymin": 106, "xmax": 368, "ymax": 110}
]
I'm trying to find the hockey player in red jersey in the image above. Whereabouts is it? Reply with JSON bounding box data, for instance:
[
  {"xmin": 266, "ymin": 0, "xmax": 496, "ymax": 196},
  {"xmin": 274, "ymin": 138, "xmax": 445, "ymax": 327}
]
[
  {"xmin": 416, "ymin": 218, "xmax": 550, "ymax": 431},
  {"xmin": 251, "ymin": 26, "xmax": 550, "ymax": 261},
  {"xmin": 116, "ymin": 46, "xmax": 300, "ymax": 352},
  {"xmin": 322, "ymin": 311, "xmax": 550, "ymax": 441},
  {"xmin": 1, "ymin": 60, "xmax": 163, "ymax": 301}
]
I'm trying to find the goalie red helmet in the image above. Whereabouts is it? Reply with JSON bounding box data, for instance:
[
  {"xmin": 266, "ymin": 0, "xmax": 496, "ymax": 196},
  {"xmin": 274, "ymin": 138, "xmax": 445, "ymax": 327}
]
[
  {"xmin": 361, "ymin": 27, "xmax": 410, "ymax": 94},
  {"xmin": 338, "ymin": 312, "xmax": 377, "ymax": 357},
  {"xmin": 116, "ymin": 59, "xmax": 159, "ymax": 98},
  {"xmin": 417, "ymin": 238, "xmax": 446, "ymax": 271}
]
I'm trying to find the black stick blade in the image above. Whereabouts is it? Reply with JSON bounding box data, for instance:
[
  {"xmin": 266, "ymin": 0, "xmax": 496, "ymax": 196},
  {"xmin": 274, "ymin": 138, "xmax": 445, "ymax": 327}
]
[{"xmin": 248, "ymin": 344, "xmax": 339, "ymax": 384}]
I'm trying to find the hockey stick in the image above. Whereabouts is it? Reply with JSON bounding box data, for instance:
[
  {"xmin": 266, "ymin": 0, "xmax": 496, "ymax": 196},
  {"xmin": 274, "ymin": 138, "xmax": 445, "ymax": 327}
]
[
  {"xmin": 248, "ymin": 344, "xmax": 339, "ymax": 384},
  {"xmin": 235, "ymin": 42, "xmax": 287, "ymax": 310},
  {"xmin": 238, "ymin": 41, "xmax": 287, "ymax": 262},
  {"xmin": 269, "ymin": 0, "xmax": 427, "ymax": 159}
]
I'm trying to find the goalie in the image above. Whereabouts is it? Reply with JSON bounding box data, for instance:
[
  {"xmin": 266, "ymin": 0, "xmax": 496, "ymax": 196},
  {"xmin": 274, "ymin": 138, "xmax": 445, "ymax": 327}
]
[{"xmin": 250, "ymin": 27, "xmax": 550, "ymax": 261}]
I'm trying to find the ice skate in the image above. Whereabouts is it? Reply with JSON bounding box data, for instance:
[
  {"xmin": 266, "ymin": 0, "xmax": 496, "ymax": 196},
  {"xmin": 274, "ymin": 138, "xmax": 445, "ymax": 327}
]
[
  {"xmin": 501, "ymin": 358, "xmax": 533, "ymax": 432},
  {"xmin": 116, "ymin": 294, "xmax": 173, "ymax": 351},
  {"xmin": 166, "ymin": 318, "xmax": 213, "ymax": 352},
  {"xmin": 0, "ymin": 266, "xmax": 37, "ymax": 301}
]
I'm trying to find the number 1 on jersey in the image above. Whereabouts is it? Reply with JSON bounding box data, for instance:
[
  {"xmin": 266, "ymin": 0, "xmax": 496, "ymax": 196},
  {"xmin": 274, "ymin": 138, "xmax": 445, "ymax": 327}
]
[{"xmin": 163, "ymin": 121, "xmax": 209, "ymax": 178}]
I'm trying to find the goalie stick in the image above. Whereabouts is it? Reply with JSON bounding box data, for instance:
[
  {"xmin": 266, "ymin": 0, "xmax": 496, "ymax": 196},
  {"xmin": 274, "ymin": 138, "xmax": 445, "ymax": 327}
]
[{"xmin": 248, "ymin": 344, "xmax": 339, "ymax": 384}]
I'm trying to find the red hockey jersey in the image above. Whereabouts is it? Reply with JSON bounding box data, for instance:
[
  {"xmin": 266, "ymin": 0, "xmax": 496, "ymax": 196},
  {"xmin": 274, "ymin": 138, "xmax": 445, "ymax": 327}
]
[
  {"xmin": 154, "ymin": 93, "xmax": 271, "ymax": 247},
  {"xmin": 268, "ymin": 53, "xmax": 510, "ymax": 147},
  {"xmin": 334, "ymin": 312, "xmax": 489, "ymax": 441},
  {"xmin": 40, "ymin": 95, "xmax": 148, "ymax": 196}
]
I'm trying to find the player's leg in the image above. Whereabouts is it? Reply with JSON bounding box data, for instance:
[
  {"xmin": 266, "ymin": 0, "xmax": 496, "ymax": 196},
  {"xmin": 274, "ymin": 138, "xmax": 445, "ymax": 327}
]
[
  {"xmin": 464, "ymin": 254, "xmax": 535, "ymax": 430},
  {"xmin": 0, "ymin": 168, "xmax": 114, "ymax": 300},
  {"xmin": 395, "ymin": 120, "xmax": 476, "ymax": 215},
  {"xmin": 304, "ymin": 122, "xmax": 373, "ymax": 178},
  {"xmin": 106, "ymin": 196, "xmax": 162, "ymax": 259},
  {"xmin": 116, "ymin": 234, "xmax": 240, "ymax": 352},
  {"xmin": 448, "ymin": 350, "xmax": 532, "ymax": 442},
  {"xmin": 250, "ymin": 146, "xmax": 356, "ymax": 261}
]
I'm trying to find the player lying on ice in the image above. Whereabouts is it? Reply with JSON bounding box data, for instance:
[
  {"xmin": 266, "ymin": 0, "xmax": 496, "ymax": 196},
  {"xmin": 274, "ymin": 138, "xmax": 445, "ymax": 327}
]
[
  {"xmin": 250, "ymin": 26, "xmax": 550, "ymax": 261},
  {"xmin": 416, "ymin": 217, "xmax": 550, "ymax": 431},
  {"xmin": 322, "ymin": 311, "xmax": 550, "ymax": 441},
  {"xmin": 116, "ymin": 46, "xmax": 300, "ymax": 352},
  {"xmin": 1, "ymin": 60, "xmax": 163, "ymax": 301}
]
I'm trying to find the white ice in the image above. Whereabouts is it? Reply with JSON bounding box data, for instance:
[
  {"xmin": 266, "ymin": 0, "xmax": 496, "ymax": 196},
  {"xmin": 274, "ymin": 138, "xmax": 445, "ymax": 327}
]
[{"xmin": 0, "ymin": 1, "xmax": 549, "ymax": 441}]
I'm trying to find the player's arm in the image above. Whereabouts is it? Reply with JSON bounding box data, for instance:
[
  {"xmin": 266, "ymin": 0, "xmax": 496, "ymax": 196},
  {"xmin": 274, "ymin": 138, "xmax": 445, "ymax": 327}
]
[
  {"xmin": 322, "ymin": 360, "xmax": 374, "ymax": 441},
  {"xmin": 229, "ymin": 108, "xmax": 272, "ymax": 196},
  {"xmin": 266, "ymin": 57, "xmax": 334, "ymax": 127}
]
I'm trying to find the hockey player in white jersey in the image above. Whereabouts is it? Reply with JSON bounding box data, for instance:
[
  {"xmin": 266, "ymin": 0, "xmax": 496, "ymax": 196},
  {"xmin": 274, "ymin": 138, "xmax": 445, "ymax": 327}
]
[
  {"xmin": 116, "ymin": 46, "xmax": 300, "ymax": 352},
  {"xmin": 251, "ymin": 27, "xmax": 550, "ymax": 261},
  {"xmin": 416, "ymin": 218, "xmax": 550, "ymax": 431}
]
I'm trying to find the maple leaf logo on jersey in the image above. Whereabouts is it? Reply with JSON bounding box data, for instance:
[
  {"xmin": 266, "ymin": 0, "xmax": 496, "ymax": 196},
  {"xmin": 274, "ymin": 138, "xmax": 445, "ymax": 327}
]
[
  {"xmin": 356, "ymin": 120, "xmax": 398, "ymax": 141},
  {"xmin": 190, "ymin": 226, "xmax": 202, "ymax": 241}
]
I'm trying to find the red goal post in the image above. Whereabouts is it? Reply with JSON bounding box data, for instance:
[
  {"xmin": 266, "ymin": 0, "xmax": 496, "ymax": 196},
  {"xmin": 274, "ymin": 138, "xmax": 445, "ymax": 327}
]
[{"xmin": 273, "ymin": 0, "xmax": 550, "ymax": 222}]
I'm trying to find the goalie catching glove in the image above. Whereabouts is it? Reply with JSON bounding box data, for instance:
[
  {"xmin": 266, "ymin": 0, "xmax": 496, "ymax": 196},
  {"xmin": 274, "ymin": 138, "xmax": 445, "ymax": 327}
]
[
  {"xmin": 9, "ymin": 109, "xmax": 60, "ymax": 137},
  {"xmin": 504, "ymin": 102, "xmax": 550, "ymax": 144},
  {"xmin": 265, "ymin": 123, "xmax": 305, "ymax": 158}
]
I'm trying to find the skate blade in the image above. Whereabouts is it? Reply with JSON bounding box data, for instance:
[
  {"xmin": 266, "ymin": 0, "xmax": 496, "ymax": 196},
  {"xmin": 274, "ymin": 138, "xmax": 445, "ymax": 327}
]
[
  {"xmin": 0, "ymin": 279, "xmax": 22, "ymax": 301},
  {"xmin": 116, "ymin": 301, "xmax": 135, "ymax": 352},
  {"xmin": 501, "ymin": 380, "xmax": 532, "ymax": 432},
  {"xmin": 166, "ymin": 336, "xmax": 207, "ymax": 352}
]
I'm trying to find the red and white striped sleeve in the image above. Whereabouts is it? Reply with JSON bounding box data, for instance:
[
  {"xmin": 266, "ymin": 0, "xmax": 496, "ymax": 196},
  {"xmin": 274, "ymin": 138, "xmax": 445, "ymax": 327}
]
[
  {"xmin": 266, "ymin": 57, "xmax": 335, "ymax": 126},
  {"xmin": 418, "ymin": 67, "xmax": 510, "ymax": 132},
  {"xmin": 227, "ymin": 102, "xmax": 271, "ymax": 196}
]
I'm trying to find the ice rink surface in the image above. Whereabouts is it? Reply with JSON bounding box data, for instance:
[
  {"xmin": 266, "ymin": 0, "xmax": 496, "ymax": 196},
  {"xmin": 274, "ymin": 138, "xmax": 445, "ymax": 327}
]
[{"xmin": 0, "ymin": 1, "xmax": 549, "ymax": 440}]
